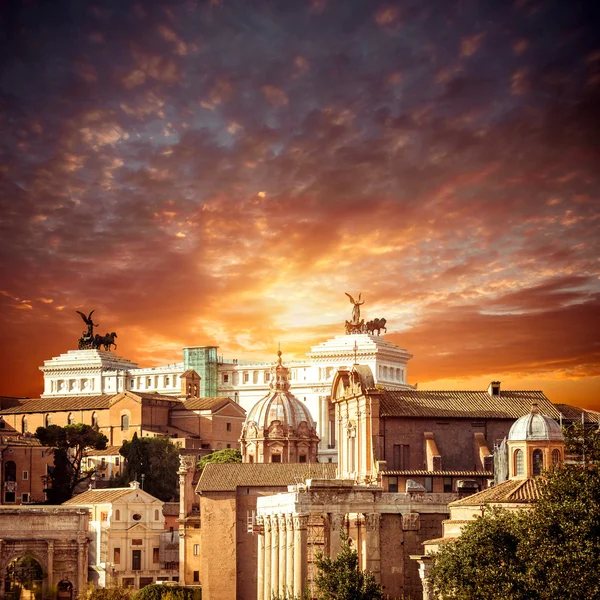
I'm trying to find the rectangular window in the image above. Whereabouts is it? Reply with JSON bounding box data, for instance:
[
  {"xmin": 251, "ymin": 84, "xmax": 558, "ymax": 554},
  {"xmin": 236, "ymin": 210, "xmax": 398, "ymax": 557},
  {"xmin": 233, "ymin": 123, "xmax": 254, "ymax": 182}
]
[
  {"xmin": 223, "ymin": 374, "xmax": 229, "ymax": 383},
  {"xmin": 132, "ymin": 550, "xmax": 141, "ymax": 571},
  {"xmin": 4, "ymin": 492, "xmax": 15, "ymax": 503},
  {"xmin": 226, "ymin": 444, "xmax": 231, "ymax": 449},
  {"xmin": 299, "ymin": 455, "xmax": 307, "ymax": 463},
  {"xmin": 243, "ymin": 372, "xmax": 249, "ymax": 383},
  {"xmin": 444, "ymin": 477, "xmax": 453, "ymax": 493},
  {"xmin": 101, "ymin": 512, "xmax": 109, "ymax": 522},
  {"xmin": 424, "ymin": 477, "xmax": 433, "ymax": 493},
  {"xmin": 393, "ymin": 444, "xmax": 410, "ymax": 470},
  {"xmin": 193, "ymin": 571, "xmax": 200, "ymax": 583},
  {"xmin": 226, "ymin": 422, "xmax": 231, "ymax": 432},
  {"xmin": 388, "ymin": 476, "xmax": 399, "ymax": 493},
  {"xmin": 22, "ymin": 471, "xmax": 28, "ymax": 481},
  {"xmin": 153, "ymin": 548, "xmax": 160, "ymax": 563},
  {"xmin": 21, "ymin": 493, "xmax": 29, "ymax": 503},
  {"xmin": 114, "ymin": 548, "xmax": 121, "ymax": 564},
  {"xmin": 115, "ymin": 457, "xmax": 120, "ymax": 466},
  {"xmin": 193, "ymin": 544, "xmax": 200, "ymax": 556},
  {"xmin": 132, "ymin": 539, "xmax": 143, "ymax": 546},
  {"xmin": 271, "ymin": 454, "xmax": 281, "ymax": 463}
]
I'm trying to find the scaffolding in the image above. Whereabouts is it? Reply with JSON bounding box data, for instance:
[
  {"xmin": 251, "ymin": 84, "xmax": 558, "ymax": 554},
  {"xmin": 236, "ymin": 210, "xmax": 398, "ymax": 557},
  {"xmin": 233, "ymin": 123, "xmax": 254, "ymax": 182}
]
[{"xmin": 183, "ymin": 346, "xmax": 219, "ymax": 397}]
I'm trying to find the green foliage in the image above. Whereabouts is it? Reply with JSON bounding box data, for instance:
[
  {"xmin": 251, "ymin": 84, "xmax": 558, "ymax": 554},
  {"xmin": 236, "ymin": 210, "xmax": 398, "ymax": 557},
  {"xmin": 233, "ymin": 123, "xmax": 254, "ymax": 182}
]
[
  {"xmin": 134, "ymin": 584, "xmax": 199, "ymax": 600},
  {"xmin": 270, "ymin": 590, "xmax": 310, "ymax": 600},
  {"xmin": 429, "ymin": 466, "xmax": 600, "ymax": 600},
  {"xmin": 197, "ymin": 448, "xmax": 242, "ymax": 470},
  {"xmin": 314, "ymin": 530, "xmax": 383, "ymax": 600},
  {"xmin": 563, "ymin": 422, "xmax": 600, "ymax": 465},
  {"xmin": 35, "ymin": 423, "xmax": 108, "ymax": 503},
  {"xmin": 80, "ymin": 585, "xmax": 134, "ymax": 600},
  {"xmin": 113, "ymin": 433, "xmax": 180, "ymax": 501}
]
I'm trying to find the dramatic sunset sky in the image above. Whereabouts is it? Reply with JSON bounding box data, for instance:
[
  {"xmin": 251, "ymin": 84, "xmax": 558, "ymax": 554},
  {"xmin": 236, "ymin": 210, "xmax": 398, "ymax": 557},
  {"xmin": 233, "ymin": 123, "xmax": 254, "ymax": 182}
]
[{"xmin": 1, "ymin": 0, "xmax": 599, "ymax": 408}]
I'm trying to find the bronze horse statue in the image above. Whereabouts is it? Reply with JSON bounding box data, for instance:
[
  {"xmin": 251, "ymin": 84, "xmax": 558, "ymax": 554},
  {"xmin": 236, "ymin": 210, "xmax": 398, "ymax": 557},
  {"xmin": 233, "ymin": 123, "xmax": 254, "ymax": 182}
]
[
  {"xmin": 366, "ymin": 318, "xmax": 387, "ymax": 336},
  {"xmin": 94, "ymin": 332, "xmax": 118, "ymax": 351}
]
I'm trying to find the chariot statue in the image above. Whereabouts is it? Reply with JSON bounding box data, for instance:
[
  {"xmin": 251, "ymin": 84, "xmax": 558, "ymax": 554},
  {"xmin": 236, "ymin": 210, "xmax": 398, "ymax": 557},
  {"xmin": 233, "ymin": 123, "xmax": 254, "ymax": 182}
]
[
  {"xmin": 343, "ymin": 293, "xmax": 388, "ymax": 336},
  {"xmin": 76, "ymin": 310, "xmax": 118, "ymax": 351}
]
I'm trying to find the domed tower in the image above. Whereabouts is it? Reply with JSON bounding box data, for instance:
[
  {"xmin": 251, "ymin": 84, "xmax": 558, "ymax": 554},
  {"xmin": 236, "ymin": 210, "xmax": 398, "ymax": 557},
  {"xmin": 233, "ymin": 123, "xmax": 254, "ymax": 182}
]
[
  {"xmin": 240, "ymin": 351, "xmax": 320, "ymax": 463},
  {"xmin": 507, "ymin": 403, "xmax": 564, "ymax": 479}
]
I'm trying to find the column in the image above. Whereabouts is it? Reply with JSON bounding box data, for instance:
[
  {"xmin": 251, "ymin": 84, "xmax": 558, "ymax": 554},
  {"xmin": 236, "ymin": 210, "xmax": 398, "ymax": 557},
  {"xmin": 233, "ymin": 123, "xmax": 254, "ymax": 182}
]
[
  {"xmin": 270, "ymin": 515, "xmax": 279, "ymax": 596},
  {"xmin": 293, "ymin": 515, "xmax": 308, "ymax": 596},
  {"xmin": 263, "ymin": 518, "xmax": 272, "ymax": 600},
  {"xmin": 364, "ymin": 513, "xmax": 381, "ymax": 582},
  {"xmin": 47, "ymin": 540, "xmax": 54, "ymax": 600},
  {"xmin": 278, "ymin": 516, "xmax": 287, "ymax": 597},
  {"xmin": 329, "ymin": 514, "xmax": 345, "ymax": 558},
  {"xmin": 257, "ymin": 518, "xmax": 265, "ymax": 600},
  {"xmin": 285, "ymin": 516, "xmax": 294, "ymax": 594},
  {"xmin": 77, "ymin": 538, "xmax": 87, "ymax": 597}
]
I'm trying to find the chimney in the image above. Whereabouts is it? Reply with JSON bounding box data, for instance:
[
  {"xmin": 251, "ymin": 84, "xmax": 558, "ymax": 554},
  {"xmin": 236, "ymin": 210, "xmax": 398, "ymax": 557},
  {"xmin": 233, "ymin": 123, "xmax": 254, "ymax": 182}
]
[{"xmin": 487, "ymin": 381, "xmax": 501, "ymax": 396}]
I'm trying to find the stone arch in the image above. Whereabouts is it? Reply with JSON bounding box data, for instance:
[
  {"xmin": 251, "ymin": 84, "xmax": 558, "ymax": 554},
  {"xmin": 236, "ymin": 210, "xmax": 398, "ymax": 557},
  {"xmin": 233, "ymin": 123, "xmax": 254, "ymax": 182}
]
[{"xmin": 1, "ymin": 549, "xmax": 48, "ymax": 584}]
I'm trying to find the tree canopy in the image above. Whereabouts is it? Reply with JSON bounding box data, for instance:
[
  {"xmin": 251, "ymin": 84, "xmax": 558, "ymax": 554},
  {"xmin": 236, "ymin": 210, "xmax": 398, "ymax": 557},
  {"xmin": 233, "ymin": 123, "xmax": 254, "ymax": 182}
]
[
  {"xmin": 35, "ymin": 423, "xmax": 108, "ymax": 503},
  {"xmin": 429, "ymin": 465, "xmax": 600, "ymax": 600},
  {"xmin": 313, "ymin": 530, "xmax": 383, "ymax": 600},
  {"xmin": 197, "ymin": 448, "xmax": 242, "ymax": 470},
  {"xmin": 113, "ymin": 433, "xmax": 180, "ymax": 501},
  {"xmin": 563, "ymin": 422, "xmax": 600, "ymax": 465}
]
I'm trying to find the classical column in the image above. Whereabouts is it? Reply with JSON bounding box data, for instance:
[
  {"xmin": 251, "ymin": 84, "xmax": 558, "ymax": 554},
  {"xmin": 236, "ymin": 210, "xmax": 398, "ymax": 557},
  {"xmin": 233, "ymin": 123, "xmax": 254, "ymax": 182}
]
[
  {"xmin": 285, "ymin": 516, "xmax": 294, "ymax": 594},
  {"xmin": 257, "ymin": 518, "xmax": 265, "ymax": 600},
  {"xmin": 329, "ymin": 514, "xmax": 345, "ymax": 559},
  {"xmin": 47, "ymin": 540, "xmax": 54, "ymax": 600},
  {"xmin": 278, "ymin": 515, "xmax": 287, "ymax": 597},
  {"xmin": 77, "ymin": 538, "xmax": 87, "ymax": 596},
  {"xmin": 364, "ymin": 513, "xmax": 381, "ymax": 581},
  {"xmin": 263, "ymin": 518, "xmax": 272, "ymax": 600},
  {"xmin": 293, "ymin": 515, "xmax": 308, "ymax": 596},
  {"xmin": 271, "ymin": 515, "xmax": 279, "ymax": 595}
]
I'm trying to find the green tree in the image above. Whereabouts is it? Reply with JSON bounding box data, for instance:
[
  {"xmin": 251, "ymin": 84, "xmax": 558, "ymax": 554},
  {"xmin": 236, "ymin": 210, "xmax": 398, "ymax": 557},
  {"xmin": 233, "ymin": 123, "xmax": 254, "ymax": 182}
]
[
  {"xmin": 197, "ymin": 448, "xmax": 242, "ymax": 470},
  {"xmin": 562, "ymin": 422, "xmax": 600, "ymax": 465},
  {"xmin": 35, "ymin": 423, "xmax": 108, "ymax": 503},
  {"xmin": 313, "ymin": 530, "xmax": 383, "ymax": 600},
  {"xmin": 429, "ymin": 466, "xmax": 600, "ymax": 600},
  {"xmin": 115, "ymin": 435, "xmax": 180, "ymax": 501},
  {"xmin": 134, "ymin": 584, "xmax": 199, "ymax": 600}
]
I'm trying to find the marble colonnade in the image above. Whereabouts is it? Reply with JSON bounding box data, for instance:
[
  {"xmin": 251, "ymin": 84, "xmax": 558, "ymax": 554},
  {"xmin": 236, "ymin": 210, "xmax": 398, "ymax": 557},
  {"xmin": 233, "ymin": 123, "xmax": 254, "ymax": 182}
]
[{"xmin": 256, "ymin": 511, "xmax": 381, "ymax": 599}]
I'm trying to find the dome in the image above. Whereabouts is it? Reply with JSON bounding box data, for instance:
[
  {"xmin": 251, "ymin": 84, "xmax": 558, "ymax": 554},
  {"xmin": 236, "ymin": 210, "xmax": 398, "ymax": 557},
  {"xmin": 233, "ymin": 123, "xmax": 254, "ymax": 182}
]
[
  {"xmin": 244, "ymin": 351, "xmax": 316, "ymax": 432},
  {"xmin": 508, "ymin": 404, "xmax": 563, "ymax": 442}
]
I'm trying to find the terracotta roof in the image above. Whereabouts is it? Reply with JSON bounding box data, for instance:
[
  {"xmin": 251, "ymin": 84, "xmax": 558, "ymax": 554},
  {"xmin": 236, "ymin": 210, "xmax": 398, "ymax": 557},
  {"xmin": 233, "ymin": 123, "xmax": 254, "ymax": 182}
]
[
  {"xmin": 172, "ymin": 397, "xmax": 233, "ymax": 411},
  {"xmin": 62, "ymin": 487, "xmax": 134, "ymax": 505},
  {"xmin": 379, "ymin": 390, "xmax": 559, "ymax": 420},
  {"xmin": 162, "ymin": 502, "xmax": 180, "ymax": 516},
  {"xmin": 84, "ymin": 446, "xmax": 122, "ymax": 457},
  {"xmin": 382, "ymin": 470, "xmax": 493, "ymax": 477},
  {"xmin": 133, "ymin": 393, "xmax": 182, "ymax": 403},
  {"xmin": 450, "ymin": 478, "xmax": 540, "ymax": 506},
  {"xmin": 196, "ymin": 462, "xmax": 338, "ymax": 492},
  {"xmin": 554, "ymin": 403, "xmax": 600, "ymax": 423},
  {"xmin": 0, "ymin": 395, "xmax": 113, "ymax": 414},
  {"xmin": 0, "ymin": 435, "xmax": 44, "ymax": 447}
]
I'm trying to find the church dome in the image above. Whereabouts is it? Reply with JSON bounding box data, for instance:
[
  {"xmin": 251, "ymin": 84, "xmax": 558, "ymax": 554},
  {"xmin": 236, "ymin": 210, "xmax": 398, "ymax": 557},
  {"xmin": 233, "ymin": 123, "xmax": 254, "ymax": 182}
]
[
  {"xmin": 508, "ymin": 404, "xmax": 563, "ymax": 442},
  {"xmin": 245, "ymin": 351, "xmax": 316, "ymax": 431}
]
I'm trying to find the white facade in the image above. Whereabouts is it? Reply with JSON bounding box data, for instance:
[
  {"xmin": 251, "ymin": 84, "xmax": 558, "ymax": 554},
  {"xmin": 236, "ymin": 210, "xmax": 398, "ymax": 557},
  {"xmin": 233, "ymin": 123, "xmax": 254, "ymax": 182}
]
[{"xmin": 40, "ymin": 334, "xmax": 413, "ymax": 462}]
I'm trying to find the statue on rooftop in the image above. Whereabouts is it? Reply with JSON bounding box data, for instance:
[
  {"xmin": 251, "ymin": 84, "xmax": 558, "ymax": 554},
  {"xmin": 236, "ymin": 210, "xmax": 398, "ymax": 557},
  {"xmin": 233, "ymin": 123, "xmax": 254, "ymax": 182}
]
[
  {"xmin": 345, "ymin": 292, "xmax": 364, "ymax": 324},
  {"xmin": 76, "ymin": 310, "xmax": 118, "ymax": 351}
]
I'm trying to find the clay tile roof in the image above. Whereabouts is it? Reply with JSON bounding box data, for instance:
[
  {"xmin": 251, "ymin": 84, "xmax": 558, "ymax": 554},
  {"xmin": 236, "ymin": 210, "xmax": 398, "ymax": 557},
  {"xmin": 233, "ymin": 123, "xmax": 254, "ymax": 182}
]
[
  {"xmin": 84, "ymin": 446, "xmax": 123, "ymax": 457},
  {"xmin": 553, "ymin": 403, "xmax": 600, "ymax": 423},
  {"xmin": 380, "ymin": 389, "xmax": 559, "ymax": 420},
  {"xmin": 0, "ymin": 395, "xmax": 114, "ymax": 414},
  {"xmin": 162, "ymin": 502, "xmax": 180, "ymax": 516},
  {"xmin": 382, "ymin": 470, "xmax": 493, "ymax": 477},
  {"xmin": 172, "ymin": 397, "xmax": 232, "ymax": 411},
  {"xmin": 449, "ymin": 478, "xmax": 540, "ymax": 507},
  {"xmin": 62, "ymin": 487, "xmax": 134, "ymax": 505},
  {"xmin": 196, "ymin": 462, "xmax": 338, "ymax": 493},
  {"xmin": 133, "ymin": 393, "xmax": 182, "ymax": 403}
]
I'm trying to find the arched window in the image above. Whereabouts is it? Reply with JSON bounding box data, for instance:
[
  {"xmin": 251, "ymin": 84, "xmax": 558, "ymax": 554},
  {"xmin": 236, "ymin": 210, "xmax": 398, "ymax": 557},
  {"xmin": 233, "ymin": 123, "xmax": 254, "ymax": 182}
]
[
  {"xmin": 68, "ymin": 413, "xmax": 75, "ymax": 425},
  {"xmin": 121, "ymin": 414, "xmax": 130, "ymax": 431},
  {"xmin": 552, "ymin": 449, "xmax": 561, "ymax": 466},
  {"xmin": 532, "ymin": 449, "xmax": 543, "ymax": 476},
  {"xmin": 22, "ymin": 416, "xmax": 28, "ymax": 433},
  {"xmin": 92, "ymin": 413, "xmax": 99, "ymax": 428},
  {"xmin": 514, "ymin": 449, "xmax": 524, "ymax": 476},
  {"xmin": 154, "ymin": 509, "xmax": 159, "ymax": 520},
  {"xmin": 114, "ymin": 509, "xmax": 120, "ymax": 521},
  {"xmin": 45, "ymin": 414, "xmax": 52, "ymax": 427}
]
